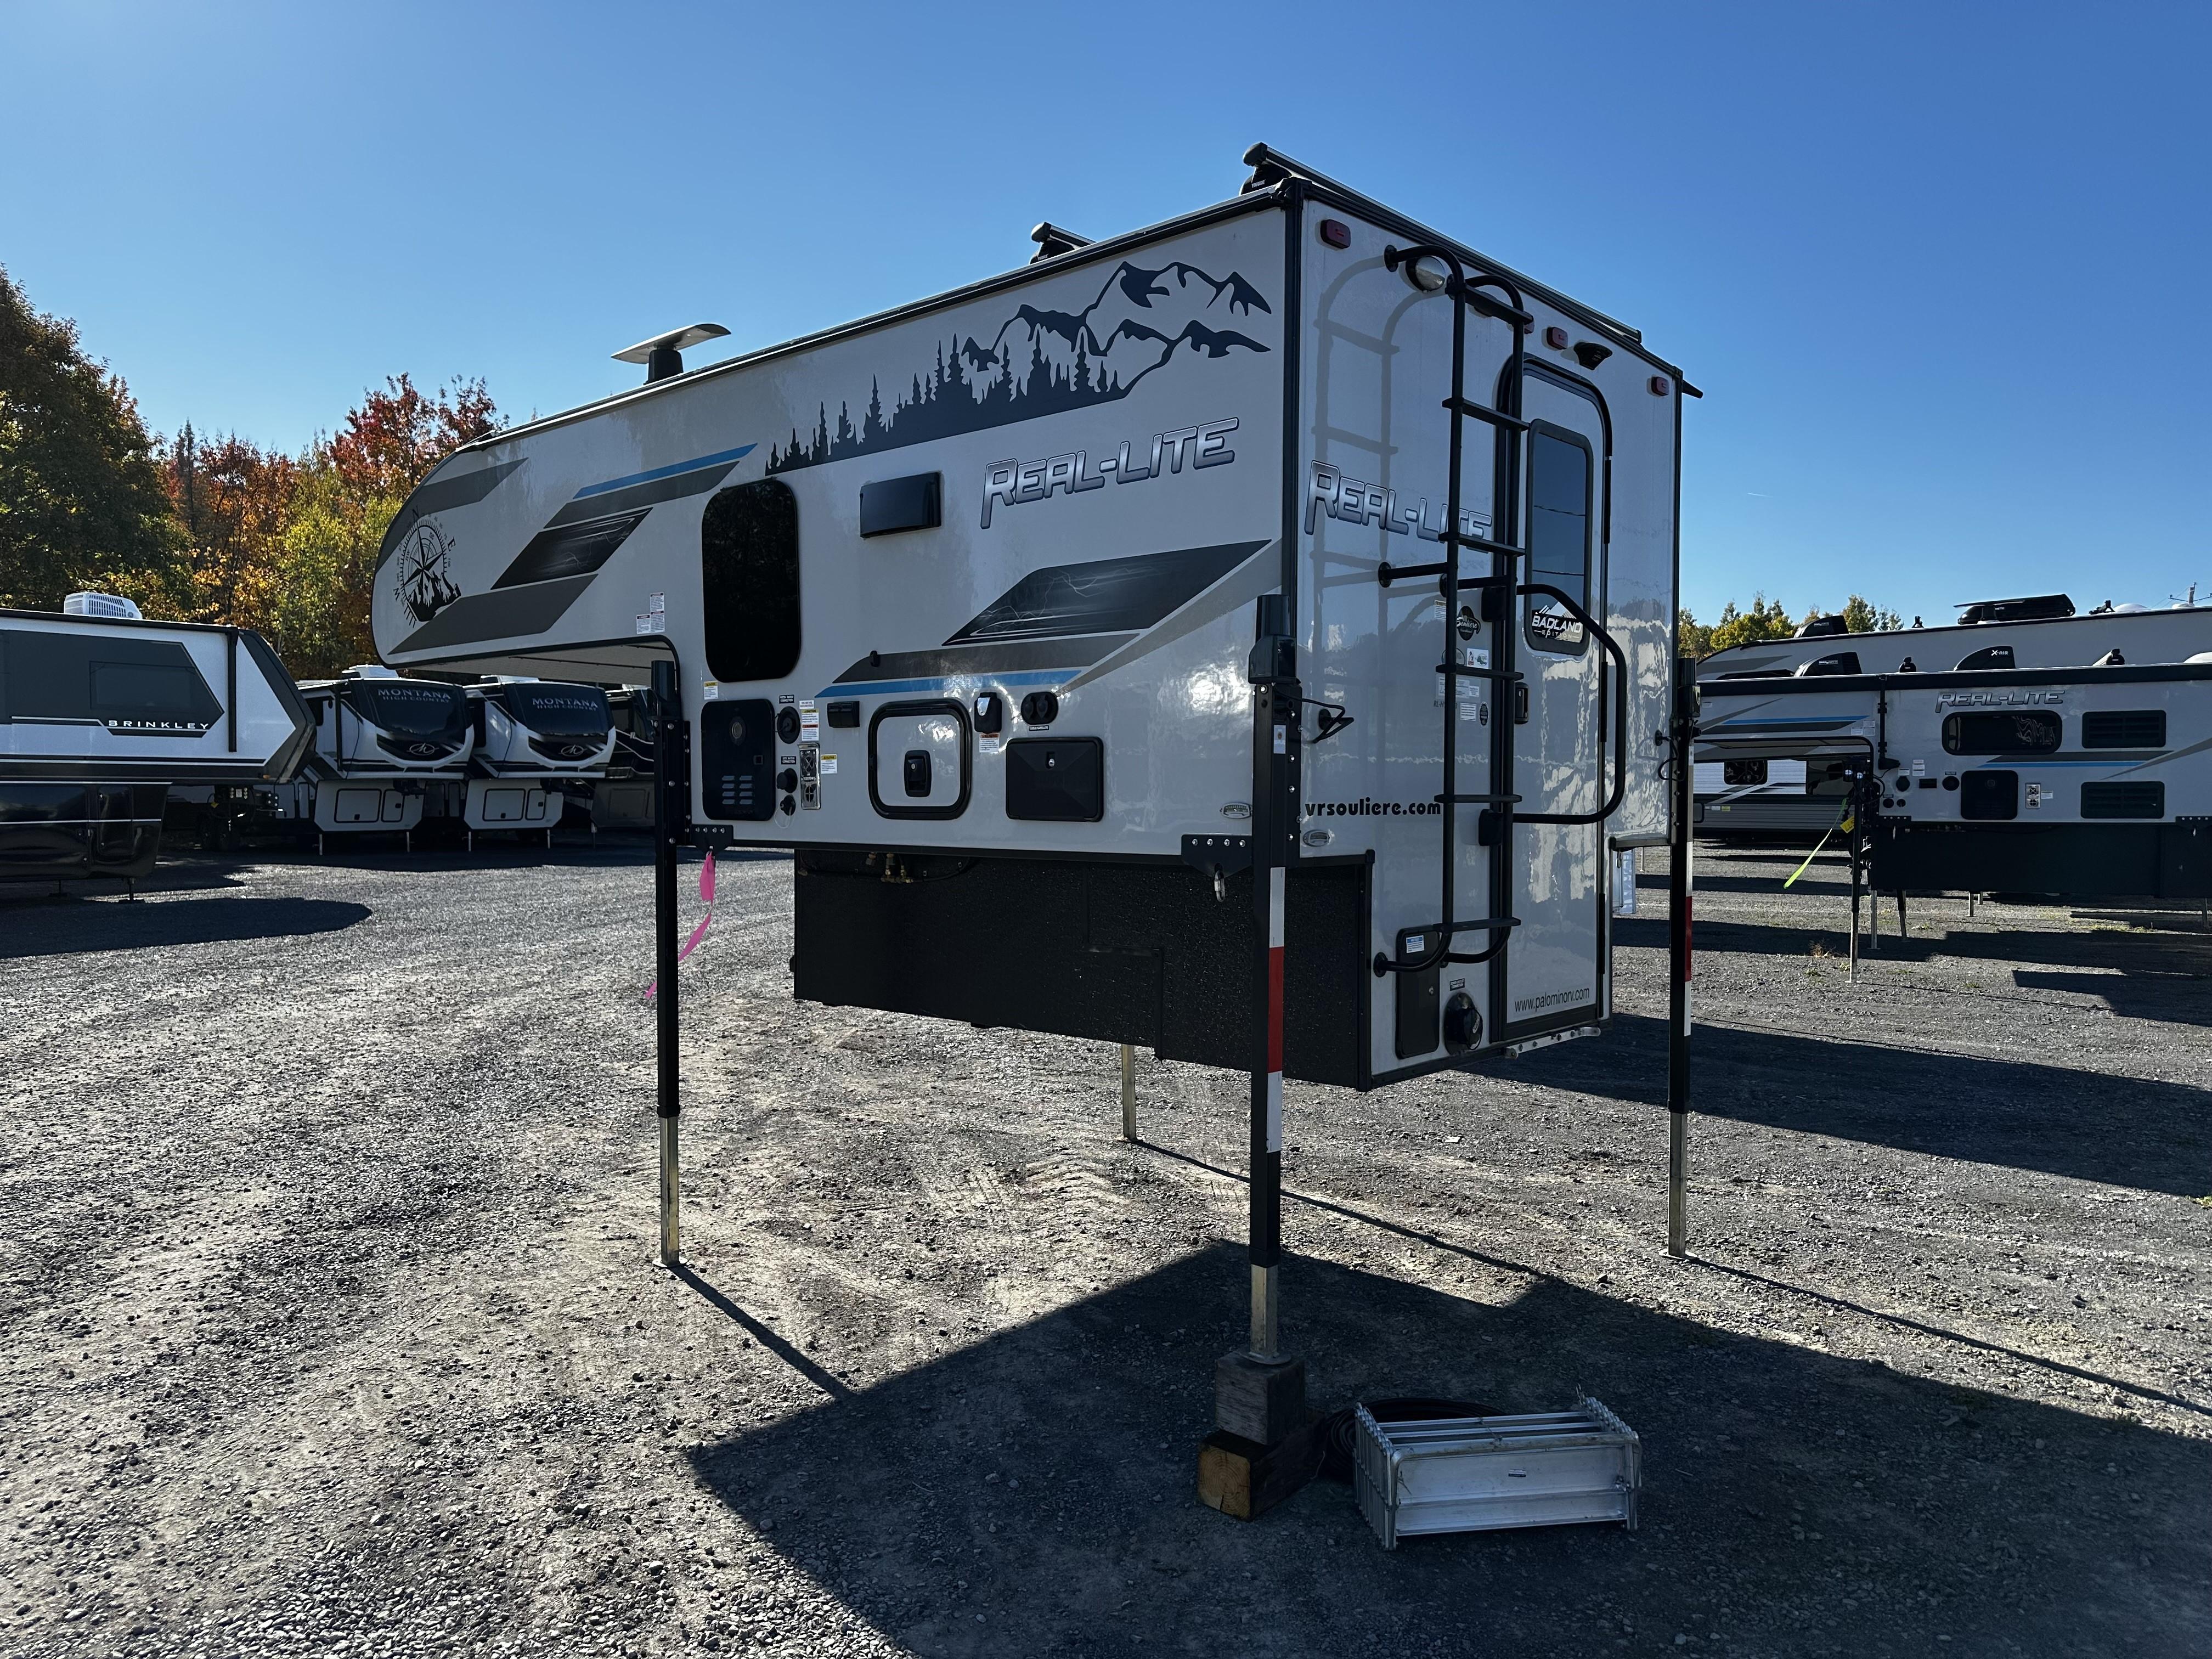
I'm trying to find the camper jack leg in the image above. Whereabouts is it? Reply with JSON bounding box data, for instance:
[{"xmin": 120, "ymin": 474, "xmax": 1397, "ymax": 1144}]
[
  {"xmin": 652, "ymin": 659, "xmax": 682, "ymax": 1269},
  {"xmin": 1119, "ymin": 1043, "xmax": 1137, "ymax": 1142},
  {"xmin": 1667, "ymin": 667, "xmax": 1696, "ymax": 1258},
  {"xmin": 1199, "ymin": 609, "xmax": 1318, "ymax": 1521}
]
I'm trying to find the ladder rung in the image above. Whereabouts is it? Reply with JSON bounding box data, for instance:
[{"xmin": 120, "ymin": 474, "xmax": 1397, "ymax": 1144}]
[
  {"xmin": 1376, "ymin": 561, "xmax": 1520, "ymax": 589},
  {"xmin": 1443, "ymin": 396, "xmax": 1531, "ymax": 432},
  {"xmin": 1441, "ymin": 531, "xmax": 1527, "ymax": 559},
  {"xmin": 1434, "ymin": 664, "xmax": 1519, "ymax": 681},
  {"xmin": 1434, "ymin": 792, "xmax": 1522, "ymax": 804}
]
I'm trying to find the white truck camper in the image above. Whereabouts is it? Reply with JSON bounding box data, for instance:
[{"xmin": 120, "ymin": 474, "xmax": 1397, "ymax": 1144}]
[
  {"xmin": 1697, "ymin": 659, "xmax": 2212, "ymax": 902},
  {"xmin": 370, "ymin": 145, "xmax": 1692, "ymax": 1505},
  {"xmin": 1693, "ymin": 595, "xmax": 2212, "ymax": 838},
  {"xmin": 0, "ymin": 602, "xmax": 313, "ymax": 882},
  {"xmin": 374, "ymin": 147, "xmax": 1686, "ymax": 1082}
]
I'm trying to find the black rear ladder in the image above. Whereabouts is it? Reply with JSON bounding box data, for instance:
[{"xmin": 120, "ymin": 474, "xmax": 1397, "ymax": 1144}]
[{"xmin": 1372, "ymin": 245, "xmax": 1629, "ymax": 984}]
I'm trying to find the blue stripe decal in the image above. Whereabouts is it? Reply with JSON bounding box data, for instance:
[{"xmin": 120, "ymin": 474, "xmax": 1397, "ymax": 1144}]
[
  {"xmin": 574, "ymin": 444, "xmax": 755, "ymax": 500},
  {"xmin": 818, "ymin": 669, "xmax": 1069, "ymax": 698},
  {"xmin": 1709, "ymin": 717, "xmax": 1861, "ymax": 731}
]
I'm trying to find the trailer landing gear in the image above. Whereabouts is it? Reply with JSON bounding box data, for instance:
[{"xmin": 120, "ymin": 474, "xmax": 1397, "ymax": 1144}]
[{"xmin": 1197, "ymin": 600, "xmax": 1320, "ymax": 1521}]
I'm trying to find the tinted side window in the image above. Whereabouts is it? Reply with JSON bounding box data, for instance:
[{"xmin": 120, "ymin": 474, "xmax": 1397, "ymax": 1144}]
[
  {"xmin": 2, "ymin": 629, "xmax": 220, "ymax": 726},
  {"xmin": 702, "ymin": 479, "xmax": 802, "ymax": 682},
  {"xmin": 2083, "ymin": 709, "xmax": 2165, "ymax": 748},
  {"xmin": 1524, "ymin": 427, "xmax": 1590, "ymax": 654},
  {"xmin": 92, "ymin": 661, "xmax": 203, "ymax": 720},
  {"xmin": 1943, "ymin": 710, "xmax": 2061, "ymax": 754}
]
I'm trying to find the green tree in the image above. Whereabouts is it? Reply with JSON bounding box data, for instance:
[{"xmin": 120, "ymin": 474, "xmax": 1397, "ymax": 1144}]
[
  {"xmin": 1705, "ymin": 594, "xmax": 1797, "ymax": 653},
  {"xmin": 1842, "ymin": 594, "xmax": 1903, "ymax": 633},
  {"xmin": 0, "ymin": 265, "xmax": 184, "ymax": 611},
  {"xmin": 1677, "ymin": 608, "xmax": 1714, "ymax": 659}
]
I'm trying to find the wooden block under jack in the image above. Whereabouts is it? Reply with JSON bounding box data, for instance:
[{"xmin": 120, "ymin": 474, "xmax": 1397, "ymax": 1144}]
[{"xmin": 1197, "ymin": 1414, "xmax": 1324, "ymax": 1521}]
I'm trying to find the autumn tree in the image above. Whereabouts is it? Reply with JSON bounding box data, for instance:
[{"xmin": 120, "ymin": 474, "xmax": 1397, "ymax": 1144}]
[
  {"xmin": 163, "ymin": 424, "xmax": 298, "ymax": 632},
  {"xmin": 0, "ymin": 264, "xmax": 184, "ymax": 611},
  {"xmin": 273, "ymin": 374, "xmax": 500, "ymax": 676}
]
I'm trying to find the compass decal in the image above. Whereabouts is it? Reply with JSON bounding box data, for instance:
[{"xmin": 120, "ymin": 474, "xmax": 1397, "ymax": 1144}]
[{"xmin": 395, "ymin": 518, "xmax": 463, "ymax": 624}]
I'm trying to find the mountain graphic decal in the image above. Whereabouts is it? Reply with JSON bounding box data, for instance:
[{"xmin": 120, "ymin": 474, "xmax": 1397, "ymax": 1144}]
[{"xmin": 765, "ymin": 259, "xmax": 1271, "ymax": 475}]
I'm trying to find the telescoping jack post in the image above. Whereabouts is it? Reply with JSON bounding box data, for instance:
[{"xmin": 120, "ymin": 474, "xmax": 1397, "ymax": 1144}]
[
  {"xmin": 652, "ymin": 658, "xmax": 682, "ymax": 1268},
  {"xmin": 1666, "ymin": 662, "xmax": 1697, "ymax": 1259},
  {"xmin": 1198, "ymin": 592, "xmax": 1321, "ymax": 1521}
]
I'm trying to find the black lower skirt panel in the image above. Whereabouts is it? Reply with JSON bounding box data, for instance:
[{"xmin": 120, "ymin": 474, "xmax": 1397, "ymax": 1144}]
[
  {"xmin": 793, "ymin": 851, "xmax": 1368, "ymax": 1087},
  {"xmin": 1870, "ymin": 821, "xmax": 2212, "ymax": 900}
]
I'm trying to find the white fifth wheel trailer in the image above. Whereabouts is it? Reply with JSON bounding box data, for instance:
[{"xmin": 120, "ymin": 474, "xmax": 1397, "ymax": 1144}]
[
  {"xmin": 1696, "ymin": 659, "xmax": 2212, "ymax": 900},
  {"xmin": 421, "ymin": 677, "xmax": 615, "ymax": 846},
  {"xmin": 248, "ymin": 667, "xmax": 476, "ymax": 849},
  {"xmin": 369, "ymin": 145, "xmax": 1691, "ymax": 1501},
  {"xmin": 1, "ymin": 600, "xmax": 313, "ymax": 883}
]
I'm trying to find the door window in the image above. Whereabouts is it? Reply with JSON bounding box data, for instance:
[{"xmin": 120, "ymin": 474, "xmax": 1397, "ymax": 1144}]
[{"xmin": 1523, "ymin": 425, "xmax": 1591, "ymax": 654}]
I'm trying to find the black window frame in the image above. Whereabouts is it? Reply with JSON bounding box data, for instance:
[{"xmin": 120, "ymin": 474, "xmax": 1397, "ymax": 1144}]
[
  {"xmin": 1521, "ymin": 420, "xmax": 1594, "ymax": 659},
  {"xmin": 1942, "ymin": 709, "xmax": 2062, "ymax": 755},
  {"xmin": 701, "ymin": 478, "xmax": 803, "ymax": 684}
]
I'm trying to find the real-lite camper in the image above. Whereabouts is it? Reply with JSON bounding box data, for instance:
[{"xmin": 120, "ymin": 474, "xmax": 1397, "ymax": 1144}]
[
  {"xmin": 1693, "ymin": 594, "xmax": 2211, "ymax": 838},
  {"xmin": 371, "ymin": 146, "xmax": 1688, "ymax": 1084},
  {"xmin": 1697, "ymin": 658, "xmax": 2212, "ymax": 900}
]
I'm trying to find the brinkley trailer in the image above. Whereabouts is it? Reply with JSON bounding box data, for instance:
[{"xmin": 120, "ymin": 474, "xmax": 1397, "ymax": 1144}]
[
  {"xmin": 1, "ymin": 599, "xmax": 313, "ymax": 883},
  {"xmin": 370, "ymin": 145, "xmax": 1690, "ymax": 1504},
  {"xmin": 1696, "ymin": 659, "xmax": 2212, "ymax": 902}
]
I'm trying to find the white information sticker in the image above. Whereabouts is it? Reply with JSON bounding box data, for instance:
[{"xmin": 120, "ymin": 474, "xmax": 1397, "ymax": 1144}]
[
  {"xmin": 701, "ymin": 681, "xmax": 719, "ymax": 702},
  {"xmin": 820, "ymin": 754, "xmax": 838, "ymax": 776}
]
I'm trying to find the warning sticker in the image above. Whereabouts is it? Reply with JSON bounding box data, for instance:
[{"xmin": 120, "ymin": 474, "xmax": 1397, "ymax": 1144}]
[{"xmin": 820, "ymin": 754, "xmax": 838, "ymax": 776}]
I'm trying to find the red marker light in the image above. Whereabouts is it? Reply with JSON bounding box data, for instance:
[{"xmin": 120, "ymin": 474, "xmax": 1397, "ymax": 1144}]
[
  {"xmin": 1318, "ymin": 218, "xmax": 1351, "ymax": 249},
  {"xmin": 1544, "ymin": 325, "xmax": 1569, "ymax": 349},
  {"xmin": 1649, "ymin": 375, "xmax": 1672, "ymax": 396}
]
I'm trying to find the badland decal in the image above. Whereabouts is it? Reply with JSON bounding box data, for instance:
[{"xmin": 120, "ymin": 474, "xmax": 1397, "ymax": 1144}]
[{"xmin": 764, "ymin": 260, "xmax": 1272, "ymax": 475}]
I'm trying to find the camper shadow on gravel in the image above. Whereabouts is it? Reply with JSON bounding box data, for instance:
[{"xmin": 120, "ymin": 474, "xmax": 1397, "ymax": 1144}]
[
  {"xmin": 1504, "ymin": 1012, "xmax": 2212, "ymax": 1198},
  {"xmin": 1616, "ymin": 911, "xmax": 2212, "ymax": 984},
  {"xmin": 684, "ymin": 1245, "xmax": 2204, "ymax": 1658},
  {"xmin": 0, "ymin": 893, "xmax": 370, "ymax": 958}
]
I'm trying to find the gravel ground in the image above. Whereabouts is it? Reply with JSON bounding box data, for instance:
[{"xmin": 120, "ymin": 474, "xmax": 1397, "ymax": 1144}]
[{"xmin": 2, "ymin": 838, "xmax": 2207, "ymax": 1658}]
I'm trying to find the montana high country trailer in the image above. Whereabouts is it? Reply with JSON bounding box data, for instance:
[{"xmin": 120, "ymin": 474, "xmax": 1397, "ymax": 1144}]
[
  {"xmin": 252, "ymin": 668, "xmax": 475, "ymax": 849},
  {"xmin": 591, "ymin": 687, "xmax": 657, "ymax": 830},
  {"xmin": 422, "ymin": 677, "xmax": 614, "ymax": 845},
  {"xmin": 371, "ymin": 145, "xmax": 1691, "ymax": 1509},
  {"xmin": 1, "ymin": 603, "xmax": 312, "ymax": 883},
  {"xmin": 1697, "ymin": 661, "xmax": 2212, "ymax": 901}
]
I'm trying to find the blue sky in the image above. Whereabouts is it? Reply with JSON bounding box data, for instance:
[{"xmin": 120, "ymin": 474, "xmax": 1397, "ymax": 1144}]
[{"xmin": 4, "ymin": 2, "xmax": 2205, "ymax": 624}]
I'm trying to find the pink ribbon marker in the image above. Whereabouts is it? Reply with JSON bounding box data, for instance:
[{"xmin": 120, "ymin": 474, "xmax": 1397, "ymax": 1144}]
[{"xmin": 645, "ymin": 851, "xmax": 715, "ymax": 1001}]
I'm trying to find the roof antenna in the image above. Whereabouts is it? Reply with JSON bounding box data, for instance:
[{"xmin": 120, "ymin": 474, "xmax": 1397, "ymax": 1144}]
[
  {"xmin": 613, "ymin": 323, "xmax": 731, "ymax": 385},
  {"xmin": 1029, "ymin": 223, "xmax": 1092, "ymax": 263}
]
